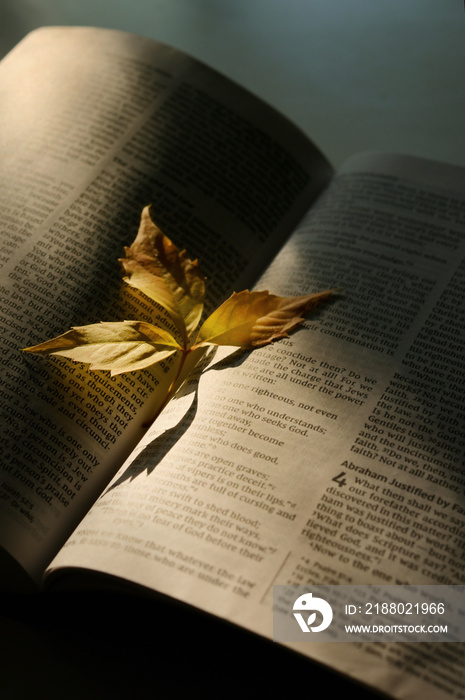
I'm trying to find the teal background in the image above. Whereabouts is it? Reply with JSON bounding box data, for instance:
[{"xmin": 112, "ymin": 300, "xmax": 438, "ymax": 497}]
[{"xmin": 1, "ymin": 0, "xmax": 464, "ymax": 169}]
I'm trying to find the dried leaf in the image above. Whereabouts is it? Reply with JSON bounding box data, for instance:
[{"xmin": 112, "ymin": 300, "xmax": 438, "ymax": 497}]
[
  {"xmin": 196, "ymin": 289, "xmax": 335, "ymax": 348},
  {"xmin": 23, "ymin": 321, "xmax": 180, "ymax": 375},
  {"xmin": 120, "ymin": 206, "xmax": 206, "ymax": 339}
]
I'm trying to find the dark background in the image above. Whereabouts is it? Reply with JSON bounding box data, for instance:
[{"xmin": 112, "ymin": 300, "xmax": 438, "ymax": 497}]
[{"xmin": 2, "ymin": 588, "xmax": 388, "ymax": 699}]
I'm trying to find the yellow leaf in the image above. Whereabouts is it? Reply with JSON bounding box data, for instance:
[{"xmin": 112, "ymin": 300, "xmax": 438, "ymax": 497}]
[
  {"xmin": 196, "ymin": 289, "xmax": 335, "ymax": 348},
  {"xmin": 120, "ymin": 206, "xmax": 206, "ymax": 340},
  {"xmin": 23, "ymin": 321, "xmax": 181, "ymax": 375}
]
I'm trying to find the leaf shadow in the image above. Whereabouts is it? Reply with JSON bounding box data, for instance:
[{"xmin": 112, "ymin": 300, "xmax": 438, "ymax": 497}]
[
  {"xmin": 106, "ymin": 389, "xmax": 199, "ymax": 491},
  {"xmin": 206, "ymin": 346, "xmax": 251, "ymax": 372},
  {"xmin": 105, "ymin": 336, "xmax": 311, "ymax": 491},
  {"xmin": 105, "ymin": 347, "xmax": 249, "ymax": 490}
]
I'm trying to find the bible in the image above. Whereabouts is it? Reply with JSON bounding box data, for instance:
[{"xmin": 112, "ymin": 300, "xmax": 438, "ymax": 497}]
[{"xmin": 1, "ymin": 26, "xmax": 465, "ymax": 700}]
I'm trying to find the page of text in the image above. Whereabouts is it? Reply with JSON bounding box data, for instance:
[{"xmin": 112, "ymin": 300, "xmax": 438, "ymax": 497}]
[
  {"xmin": 52, "ymin": 153, "xmax": 465, "ymax": 699},
  {"xmin": 0, "ymin": 27, "xmax": 331, "ymax": 585}
]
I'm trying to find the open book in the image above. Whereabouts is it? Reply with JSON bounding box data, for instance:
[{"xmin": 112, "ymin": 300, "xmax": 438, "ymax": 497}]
[{"xmin": 2, "ymin": 26, "xmax": 465, "ymax": 700}]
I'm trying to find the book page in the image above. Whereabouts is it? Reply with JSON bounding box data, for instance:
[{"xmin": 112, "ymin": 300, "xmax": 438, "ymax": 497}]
[
  {"xmin": 51, "ymin": 152, "xmax": 465, "ymax": 699},
  {"xmin": 0, "ymin": 27, "xmax": 331, "ymax": 587}
]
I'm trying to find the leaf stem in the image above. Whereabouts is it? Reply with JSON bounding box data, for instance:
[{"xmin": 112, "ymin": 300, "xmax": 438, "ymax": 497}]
[{"xmin": 143, "ymin": 347, "xmax": 189, "ymax": 428}]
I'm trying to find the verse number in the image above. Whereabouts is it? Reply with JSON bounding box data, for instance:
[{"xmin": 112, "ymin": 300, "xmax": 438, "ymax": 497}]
[{"xmin": 332, "ymin": 471, "xmax": 347, "ymax": 487}]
